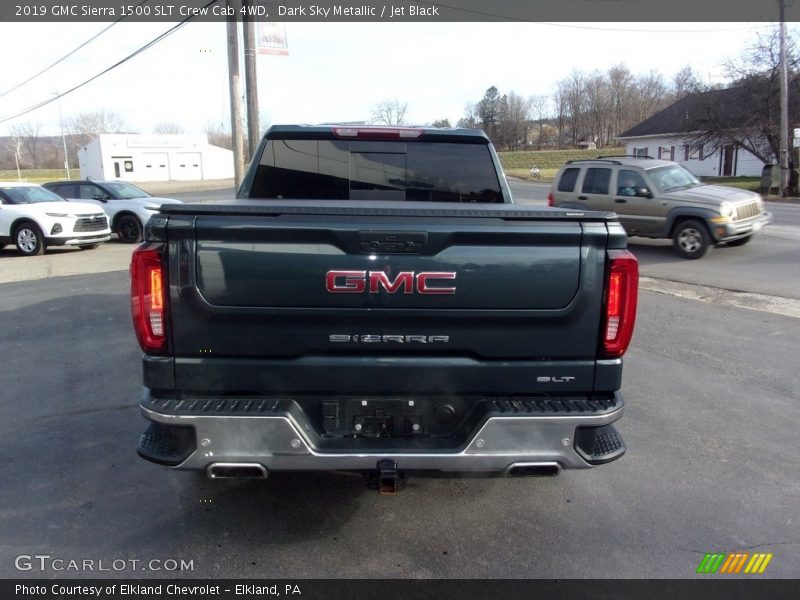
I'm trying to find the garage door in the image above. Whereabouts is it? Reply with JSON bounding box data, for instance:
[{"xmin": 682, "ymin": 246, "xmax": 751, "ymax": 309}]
[
  {"xmin": 142, "ymin": 153, "xmax": 170, "ymax": 181},
  {"xmin": 174, "ymin": 152, "xmax": 203, "ymax": 181}
]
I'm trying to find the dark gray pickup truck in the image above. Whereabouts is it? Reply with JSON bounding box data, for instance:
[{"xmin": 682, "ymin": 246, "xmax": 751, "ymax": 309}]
[{"xmin": 131, "ymin": 125, "xmax": 638, "ymax": 492}]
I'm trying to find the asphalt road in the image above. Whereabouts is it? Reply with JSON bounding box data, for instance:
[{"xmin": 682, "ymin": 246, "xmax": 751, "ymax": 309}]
[
  {"xmin": 1, "ymin": 183, "xmax": 798, "ymax": 579},
  {"xmin": 0, "ymin": 271, "xmax": 797, "ymax": 578}
]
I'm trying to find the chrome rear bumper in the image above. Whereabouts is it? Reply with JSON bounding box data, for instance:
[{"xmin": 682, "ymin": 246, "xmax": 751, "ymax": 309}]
[{"xmin": 139, "ymin": 394, "xmax": 626, "ymax": 473}]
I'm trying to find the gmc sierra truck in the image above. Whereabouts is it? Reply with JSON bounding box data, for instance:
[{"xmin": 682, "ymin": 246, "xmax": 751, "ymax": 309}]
[{"xmin": 132, "ymin": 125, "xmax": 639, "ymax": 492}]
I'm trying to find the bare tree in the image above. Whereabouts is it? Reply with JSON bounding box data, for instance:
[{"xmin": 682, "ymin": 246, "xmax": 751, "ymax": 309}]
[
  {"xmin": 69, "ymin": 109, "xmax": 126, "ymax": 141},
  {"xmin": 153, "ymin": 121, "xmax": 186, "ymax": 134},
  {"xmin": 431, "ymin": 118, "xmax": 451, "ymax": 128},
  {"xmin": 456, "ymin": 102, "xmax": 480, "ymax": 129},
  {"xmin": 6, "ymin": 135, "xmax": 23, "ymax": 179},
  {"xmin": 607, "ymin": 64, "xmax": 635, "ymax": 143},
  {"xmin": 370, "ymin": 99, "xmax": 409, "ymax": 126},
  {"xmin": 684, "ymin": 27, "xmax": 800, "ymax": 164},
  {"xmin": 672, "ymin": 65, "xmax": 703, "ymax": 99},
  {"xmin": 585, "ymin": 73, "xmax": 611, "ymax": 147},
  {"xmin": 529, "ymin": 95, "xmax": 549, "ymax": 150},
  {"xmin": 553, "ymin": 83, "xmax": 567, "ymax": 148},
  {"xmin": 561, "ymin": 70, "xmax": 589, "ymax": 146},
  {"xmin": 9, "ymin": 122, "xmax": 42, "ymax": 169},
  {"xmin": 205, "ymin": 120, "xmax": 233, "ymax": 150}
]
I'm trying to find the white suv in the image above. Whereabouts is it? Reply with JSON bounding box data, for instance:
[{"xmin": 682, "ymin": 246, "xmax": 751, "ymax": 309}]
[
  {"xmin": 0, "ymin": 183, "xmax": 111, "ymax": 256},
  {"xmin": 43, "ymin": 180, "xmax": 182, "ymax": 243}
]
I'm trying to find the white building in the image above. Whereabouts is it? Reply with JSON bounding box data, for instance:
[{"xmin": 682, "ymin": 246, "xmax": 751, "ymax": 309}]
[
  {"xmin": 77, "ymin": 134, "xmax": 234, "ymax": 182},
  {"xmin": 617, "ymin": 88, "xmax": 771, "ymax": 178}
]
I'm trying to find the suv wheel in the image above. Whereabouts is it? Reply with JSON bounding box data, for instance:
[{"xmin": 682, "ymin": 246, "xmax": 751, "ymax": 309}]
[
  {"xmin": 673, "ymin": 219, "xmax": 710, "ymax": 259},
  {"xmin": 116, "ymin": 214, "xmax": 143, "ymax": 243},
  {"xmin": 15, "ymin": 221, "xmax": 45, "ymax": 256}
]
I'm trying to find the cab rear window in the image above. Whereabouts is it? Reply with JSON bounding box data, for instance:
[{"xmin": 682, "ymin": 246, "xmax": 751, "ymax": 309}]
[{"xmin": 249, "ymin": 139, "xmax": 504, "ymax": 202}]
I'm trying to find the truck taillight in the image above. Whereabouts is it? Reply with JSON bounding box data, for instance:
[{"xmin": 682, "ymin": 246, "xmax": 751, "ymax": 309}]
[
  {"xmin": 602, "ymin": 250, "xmax": 638, "ymax": 358},
  {"xmin": 131, "ymin": 245, "xmax": 167, "ymax": 353},
  {"xmin": 547, "ymin": 192, "xmax": 554, "ymax": 206}
]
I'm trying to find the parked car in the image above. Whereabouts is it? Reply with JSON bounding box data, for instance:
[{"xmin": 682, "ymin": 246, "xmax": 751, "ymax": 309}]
[
  {"xmin": 0, "ymin": 182, "xmax": 111, "ymax": 256},
  {"xmin": 548, "ymin": 156, "xmax": 772, "ymax": 259},
  {"xmin": 43, "ymin": 180, "xmax": 182, "ymax": 243}
]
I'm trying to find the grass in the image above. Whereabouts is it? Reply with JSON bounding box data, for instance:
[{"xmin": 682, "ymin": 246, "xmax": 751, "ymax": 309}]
[
  {"xmin": 0, "ymin": 169, "xmax": 69, "ymax": 183},
  {"xmin": 699, "ymin": 176, "xmax": 761, "ymax": 192},
  {"xmin": 497, "ymin": 148, "xmax": 625, "ymax": 182}
]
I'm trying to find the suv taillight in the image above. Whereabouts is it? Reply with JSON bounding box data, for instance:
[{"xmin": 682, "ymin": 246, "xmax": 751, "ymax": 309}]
[
  {"xmin": 601, "ymin": 250, "xmax": 638, "ymax": 358},
  {"xmin": 547, "ymin": 191, "xmax": 554, "ymax": 207},
  {"xmin": 131, "ymin": 245, "xmax": 167, "ymax": 353}
]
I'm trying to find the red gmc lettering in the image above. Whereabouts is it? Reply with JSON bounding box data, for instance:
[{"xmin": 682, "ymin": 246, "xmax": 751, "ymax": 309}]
[
  {"xmin": 326, "ymin": 270, "xmax": 366, "ymax": 293},
  {"xmin": 326, "ymin": 270, "xmax": 456, "ymax": 294},
  {"xmin": 369, "ymin": 271, "xmax": 414, "ymax": 294},
  {"xmin": 416, "ymin": 272, "xmax": 457, "ymax": 295}
]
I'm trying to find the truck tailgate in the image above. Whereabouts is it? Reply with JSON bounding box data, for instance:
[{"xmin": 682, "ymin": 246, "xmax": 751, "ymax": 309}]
[{"xmin": 158, "ymin": 201, "xmax": 616, "ymax": 396}]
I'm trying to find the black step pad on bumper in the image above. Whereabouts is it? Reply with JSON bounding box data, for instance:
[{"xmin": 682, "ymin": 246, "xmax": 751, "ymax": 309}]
[{"xmin": 574, "ymin": 424, "xmax": 626, "ymax": 465}]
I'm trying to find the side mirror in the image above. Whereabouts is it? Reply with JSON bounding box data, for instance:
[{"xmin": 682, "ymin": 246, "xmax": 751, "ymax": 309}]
[
  {"xmin": 636, "ymin": 187, "xmax": 653, "ymax": 198},
  {"xmin": 92, "ymin": 194, "xmax": 108, "ymax": 202}
]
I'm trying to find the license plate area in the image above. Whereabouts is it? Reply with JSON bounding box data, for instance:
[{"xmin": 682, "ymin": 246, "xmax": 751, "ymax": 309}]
[{"xmin": 348, "ymin": 399, "xmax": 424, "ymax": 438}]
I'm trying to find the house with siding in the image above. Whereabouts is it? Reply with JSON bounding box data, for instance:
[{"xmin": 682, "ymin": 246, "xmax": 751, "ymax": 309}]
[{"xmin": 617, "ymin": 88, "xmax": 770, "ymax": 177}]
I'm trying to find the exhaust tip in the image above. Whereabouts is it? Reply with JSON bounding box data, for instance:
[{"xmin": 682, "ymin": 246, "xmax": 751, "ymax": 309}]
[
  {"xmin": 207, "ymin": 463, "xmax": 268, "ymax": 479},
  {"xmin": 506, "ymin": 462, "xmax": 561, "ymax": 478}
]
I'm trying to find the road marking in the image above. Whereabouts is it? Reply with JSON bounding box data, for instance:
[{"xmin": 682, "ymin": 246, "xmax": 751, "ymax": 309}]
[{"xmin": 640, "ymin": 277, "xmax": 800, "ymax": 320}]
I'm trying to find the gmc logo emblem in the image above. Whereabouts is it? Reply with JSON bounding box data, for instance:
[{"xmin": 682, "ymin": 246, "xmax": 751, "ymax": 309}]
[{"xmin": 326, "ymin": 270, "xmax": 456, "ymax": 295}]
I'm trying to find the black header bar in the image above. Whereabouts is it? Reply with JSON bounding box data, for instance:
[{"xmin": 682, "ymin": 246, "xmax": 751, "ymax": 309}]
[{"xmin": 0, "ymin": 0, "xmax": 795, "ymax": 23}]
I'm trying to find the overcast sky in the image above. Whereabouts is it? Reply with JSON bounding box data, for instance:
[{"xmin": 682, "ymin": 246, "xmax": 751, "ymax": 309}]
[{"xmin": 0, "ymin": 21, "xmax": 788, "ymax": 138}]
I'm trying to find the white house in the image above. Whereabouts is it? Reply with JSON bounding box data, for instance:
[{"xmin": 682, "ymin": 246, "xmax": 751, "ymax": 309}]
[
  {"xmin": 617, "ymin": 88, "xmax": 770, "ymax": 178},
  {"xmin": 77, "ymin": 133, "xmax": 234, "ymax": 182}
]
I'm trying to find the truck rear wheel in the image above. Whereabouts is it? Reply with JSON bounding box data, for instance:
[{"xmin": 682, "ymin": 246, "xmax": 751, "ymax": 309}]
[{"xmin": 673, "ymin": 219, "xmax": 710, "ymax": 259}]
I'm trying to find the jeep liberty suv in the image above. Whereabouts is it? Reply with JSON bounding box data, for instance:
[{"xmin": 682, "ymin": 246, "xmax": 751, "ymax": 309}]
[{"xmin": 549, "ymin": 156, "xmax": 772, "ymax": 259}]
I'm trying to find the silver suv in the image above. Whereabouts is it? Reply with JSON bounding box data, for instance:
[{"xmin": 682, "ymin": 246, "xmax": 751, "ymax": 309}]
[{"xmin": 549, "ymin": 156, "xmax": 772, "ymax": 259}]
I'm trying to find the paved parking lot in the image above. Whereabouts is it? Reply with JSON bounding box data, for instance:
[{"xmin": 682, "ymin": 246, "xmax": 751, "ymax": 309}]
[{"xmin": 1, "ymin": 186, "xmax": 798, "ymax": 578}]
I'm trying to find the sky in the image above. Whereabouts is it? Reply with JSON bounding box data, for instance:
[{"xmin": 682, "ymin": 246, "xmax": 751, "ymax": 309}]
[{"xmin": 0, "ymin": 21, "xmax": 788, "ymax": 138}]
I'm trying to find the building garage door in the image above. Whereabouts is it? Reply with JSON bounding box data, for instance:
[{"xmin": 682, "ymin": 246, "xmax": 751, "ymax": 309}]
[
  {"xmin": 142, "ymin": 152, "xmax": 170, "ymax": 181},
  {"xmin": 174, "ymin": 152, "xmax": 203, "ymax": 180}
]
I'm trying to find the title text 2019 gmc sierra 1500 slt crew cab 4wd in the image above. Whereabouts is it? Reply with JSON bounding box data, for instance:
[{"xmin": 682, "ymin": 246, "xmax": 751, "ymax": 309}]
[{"xmin": 131, "ymin": 125, "xmax": 639, "ymax": 492}]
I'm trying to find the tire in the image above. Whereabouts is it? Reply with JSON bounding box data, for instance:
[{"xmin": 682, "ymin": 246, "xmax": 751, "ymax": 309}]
[
  {"xmin": 14, "ymin": 221, "xmax": 45, "ymax": 256},
  {"xmin": 672, "ymin": 219, "xmax": 711, "ymax": 259},
  {"xmin": 79, "ymin": 244, "xmax": 100, "ymax": 250},
  {"xmin": 116, "ymin": 214, "xmax": 143, "ymax": 243},
  {"xmin": 726, "ymin": 235, "xmax": 752, "ymax": 247}
]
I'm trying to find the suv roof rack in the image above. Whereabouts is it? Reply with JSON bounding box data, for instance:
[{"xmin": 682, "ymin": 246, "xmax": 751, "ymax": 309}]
[
  {"xmin": 565, "ymin": 158, "xmax": 623, "ymax": 165},
  {"xmin": 596, "ymin": 154, "xmax": 655, "ymax": 159}
]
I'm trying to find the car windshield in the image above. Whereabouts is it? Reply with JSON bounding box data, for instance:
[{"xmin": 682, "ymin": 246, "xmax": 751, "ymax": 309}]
[
  {"xmin": 1, "ymin": 186, "xmax": 64, "ymax": 204},
  {"xmin": 647, "ymin": 165, "xmax": 702, "ymax": 192},
  {"xmin": 103, "ymin": 182, "xmax": 151, "ymax": 199}
]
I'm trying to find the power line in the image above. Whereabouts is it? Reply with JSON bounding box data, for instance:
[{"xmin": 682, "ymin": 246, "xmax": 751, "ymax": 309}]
[
  {"xmin": 0, "ymin": 0, "xmax": 150, "ymax": 100},
  {"xmin": 0, "ymin": 0, "xmax": 219, "ymax": 125}
]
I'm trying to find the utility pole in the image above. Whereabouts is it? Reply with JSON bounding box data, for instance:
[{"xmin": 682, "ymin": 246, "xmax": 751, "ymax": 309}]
[
  {"xmin": 226, "ymin": 0, "xmax": 245, "ymax": 188},
  {"xmin": 779, "ymin": 0, "xmax": 789, "ymax": 196},
  {"xmin": 53, "ymin": 91, "xmax": 71, "ymax": 180},
  {"xmin": 242, "ymin": 2, "xmax": 260, "ymax": 161}
]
